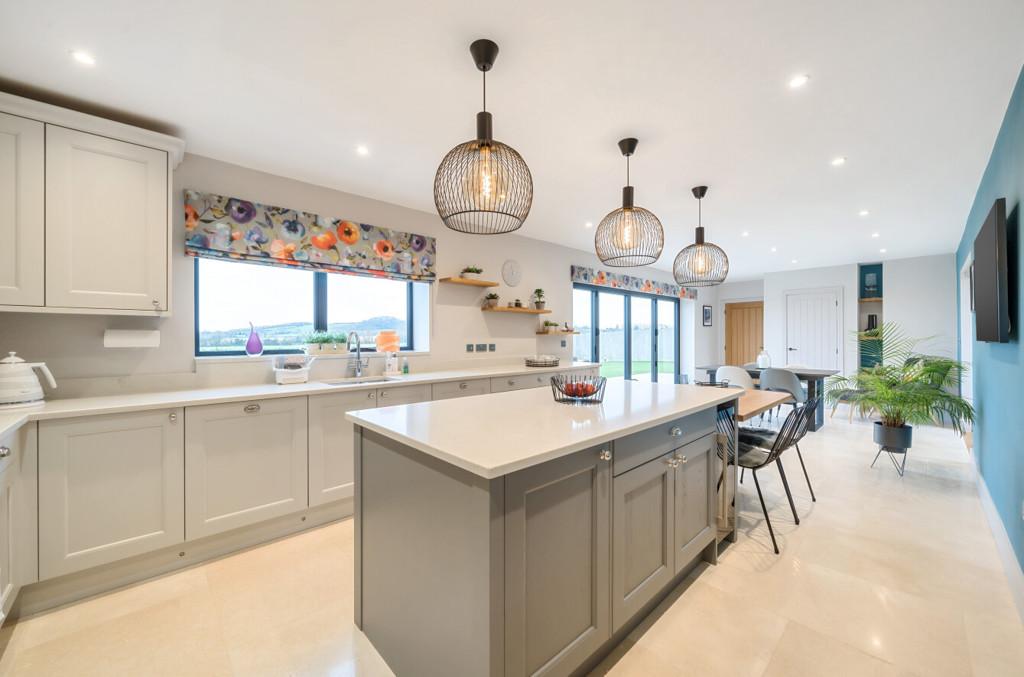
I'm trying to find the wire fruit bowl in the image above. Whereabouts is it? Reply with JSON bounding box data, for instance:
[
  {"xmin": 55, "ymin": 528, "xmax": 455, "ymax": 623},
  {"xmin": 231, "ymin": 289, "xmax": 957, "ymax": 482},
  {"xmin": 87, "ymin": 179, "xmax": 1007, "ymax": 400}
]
[{"xmin": 551, "ymin": 374, "xmax": 606, "ymax": 404}]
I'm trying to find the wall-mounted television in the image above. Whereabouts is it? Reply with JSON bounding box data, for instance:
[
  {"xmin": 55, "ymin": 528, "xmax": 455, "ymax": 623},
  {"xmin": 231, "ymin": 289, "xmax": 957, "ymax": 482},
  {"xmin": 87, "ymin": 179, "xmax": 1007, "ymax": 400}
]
[{"xmin": 974, "ymin": 197, "xmax": 1009, "ymax": 343}]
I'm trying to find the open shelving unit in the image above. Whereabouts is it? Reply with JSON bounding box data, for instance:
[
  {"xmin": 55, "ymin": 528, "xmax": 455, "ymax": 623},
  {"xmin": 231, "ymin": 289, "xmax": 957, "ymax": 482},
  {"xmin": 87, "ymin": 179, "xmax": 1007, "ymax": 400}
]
[
  {"xmin": 536, "ymin": 330, "xmax": 579, "ymax": 335},
  {"xmin": 482, "ymin": 306, "xmax": 551, "ymax": 315},
  {"xmin": 439, "ymin": 276, "xmax": 499, "ymax": 288},
  {"xmin": 858, "ymin": 263, "xmax": 884, "ymax": 368}
]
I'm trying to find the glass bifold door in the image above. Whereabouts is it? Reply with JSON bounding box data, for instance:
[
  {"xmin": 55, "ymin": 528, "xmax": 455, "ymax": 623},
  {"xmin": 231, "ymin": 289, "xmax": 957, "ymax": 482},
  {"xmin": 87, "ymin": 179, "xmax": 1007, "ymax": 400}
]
[{"xmin": 572, "ymin": 284, "xmax": 680, "ymax": 382}]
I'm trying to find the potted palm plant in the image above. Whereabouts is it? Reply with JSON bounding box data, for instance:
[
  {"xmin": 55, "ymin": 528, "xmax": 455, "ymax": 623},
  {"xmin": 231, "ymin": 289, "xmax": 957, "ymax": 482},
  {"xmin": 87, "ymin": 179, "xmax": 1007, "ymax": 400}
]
[
  {"xmin": 825, "ymin": 323, "xmax": 973, "ymax": 470},
  {"xmin": 533, "ymin": 288, "xmax": 545, "ymax": 310}
]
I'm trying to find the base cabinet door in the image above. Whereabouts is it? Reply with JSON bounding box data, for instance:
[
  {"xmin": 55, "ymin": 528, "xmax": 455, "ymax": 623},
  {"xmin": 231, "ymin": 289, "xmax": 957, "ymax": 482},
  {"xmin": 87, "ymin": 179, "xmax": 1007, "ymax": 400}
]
[
  {"xmin": 611, "ymin": 451, "xmax": 675, "ymax": 631},
  {"xmin": 309, "ymin": 390, "xmax": 376, "ymax": 507},
  {"xmin": 186, "ymin": 398, "xmax": 307, "ymax": 539},
  {"xmin": 38, "ymin": 410, "xmax": 185, "ymax": 579},
  {"xmin": 505, "ymin": 445, "xmax": 611, "ymax": 677},
  {"xmin": 673, "ymin": 434, "xmax": 715, "ymax": 572},
  {"xmin": 45, "ymin": 125, "xmax": 168, "ymax": 312},
  {"xmin": 0, "ymin": 445, "xmax": 16, "ymax": 619}
]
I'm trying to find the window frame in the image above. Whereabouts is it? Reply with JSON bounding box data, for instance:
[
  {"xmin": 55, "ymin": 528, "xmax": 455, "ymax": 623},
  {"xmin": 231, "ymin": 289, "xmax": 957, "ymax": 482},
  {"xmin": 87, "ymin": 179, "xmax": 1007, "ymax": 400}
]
[
  {"xmin": 193, "ymin": 258, "xmax": 417, "ymax": 357},
  {"xmin": 572, "ymin": 283, "xmax": 681, "ymax": 383}
]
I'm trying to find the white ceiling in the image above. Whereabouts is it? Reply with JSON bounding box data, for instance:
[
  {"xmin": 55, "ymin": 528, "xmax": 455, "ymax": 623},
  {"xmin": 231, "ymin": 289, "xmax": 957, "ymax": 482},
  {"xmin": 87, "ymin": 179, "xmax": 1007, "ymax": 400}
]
[{"xmin": 3, "ymin": 0, "xmax": 1023, "ymax": 280}]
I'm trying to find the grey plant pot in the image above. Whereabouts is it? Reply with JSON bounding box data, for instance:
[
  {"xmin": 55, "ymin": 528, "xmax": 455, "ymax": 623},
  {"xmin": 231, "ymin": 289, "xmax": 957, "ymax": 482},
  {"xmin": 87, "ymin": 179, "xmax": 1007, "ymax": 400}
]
[{"xmin": 873, "ymin": 421, "xmax": 913, "ymax": 451}]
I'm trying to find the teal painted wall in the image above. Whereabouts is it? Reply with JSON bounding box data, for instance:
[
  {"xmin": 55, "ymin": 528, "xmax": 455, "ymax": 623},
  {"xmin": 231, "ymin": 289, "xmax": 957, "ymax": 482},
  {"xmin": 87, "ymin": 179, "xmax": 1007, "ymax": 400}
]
[{"xmin": 956, "ymin": 65, "xmax": 1024, "ymax": 568}]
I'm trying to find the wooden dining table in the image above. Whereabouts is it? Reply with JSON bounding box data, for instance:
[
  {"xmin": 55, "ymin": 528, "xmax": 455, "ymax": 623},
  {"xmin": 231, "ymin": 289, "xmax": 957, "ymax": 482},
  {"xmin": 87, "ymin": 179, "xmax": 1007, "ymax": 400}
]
[
  {"xmin": 696, "ymin": 364, "xmax": 837, "ymax": 431},
  {"xmin": 736, "ymin": 389, "xmax": 793, "ymax": 422}
]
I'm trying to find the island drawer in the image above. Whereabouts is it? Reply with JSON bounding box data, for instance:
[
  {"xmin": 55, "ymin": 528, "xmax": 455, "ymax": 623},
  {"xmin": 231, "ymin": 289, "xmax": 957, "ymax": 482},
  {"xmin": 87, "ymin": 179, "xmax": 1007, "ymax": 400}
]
[
  {"xmin": 490, "ymin": 371, "xmax": 554, "ymax": 392},
  {"xmin": 612, "ymin": 408, "xmax": 716, "ymax": 476},
  {"xmin": 431, "ymin": 378, "xmax": 490, "ymax": 400}
]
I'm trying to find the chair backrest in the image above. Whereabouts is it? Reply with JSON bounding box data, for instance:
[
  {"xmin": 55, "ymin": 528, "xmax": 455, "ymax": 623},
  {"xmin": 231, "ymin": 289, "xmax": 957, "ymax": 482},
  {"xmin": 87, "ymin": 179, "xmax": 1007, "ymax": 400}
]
[
  {"xmin": 759, "ymin": 368, "xmax": 806, "ymax": 403},
  {"xmin": 791, "ymin": 397, "xmax": 820, "ymax": 445},
  {"xmin": 759, "ymin": 404, "xmax": 806, "ymax": 464},
  {"xmin": 716, "ymin": 366, "xmax": 756, "ymax": 390}
]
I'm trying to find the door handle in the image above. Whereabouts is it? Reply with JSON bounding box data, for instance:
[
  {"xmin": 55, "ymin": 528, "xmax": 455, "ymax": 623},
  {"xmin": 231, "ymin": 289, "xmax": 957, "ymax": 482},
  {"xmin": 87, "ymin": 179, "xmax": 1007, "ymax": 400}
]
[
  {"xmin": 787, "ymin": 347, "xmax": 798, "ymax": 351},
  {"xmin": 244, "ymin": 403, "xmax": 260, "ymax": 414}
]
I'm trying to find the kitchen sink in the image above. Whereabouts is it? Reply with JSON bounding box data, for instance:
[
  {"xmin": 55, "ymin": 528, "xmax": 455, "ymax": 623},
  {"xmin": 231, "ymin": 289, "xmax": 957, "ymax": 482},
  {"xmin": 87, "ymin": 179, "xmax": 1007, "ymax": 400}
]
[{"xmin": 322, "ymin": 375, "xmax": 403, "ymax": 386}]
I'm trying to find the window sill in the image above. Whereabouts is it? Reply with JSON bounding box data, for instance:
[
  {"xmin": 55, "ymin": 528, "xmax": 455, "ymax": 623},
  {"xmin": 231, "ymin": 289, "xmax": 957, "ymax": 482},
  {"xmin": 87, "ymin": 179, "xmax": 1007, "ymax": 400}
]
[{"xmin": 195, "ymin": 351, "xmax": 430, "ymax": 366}]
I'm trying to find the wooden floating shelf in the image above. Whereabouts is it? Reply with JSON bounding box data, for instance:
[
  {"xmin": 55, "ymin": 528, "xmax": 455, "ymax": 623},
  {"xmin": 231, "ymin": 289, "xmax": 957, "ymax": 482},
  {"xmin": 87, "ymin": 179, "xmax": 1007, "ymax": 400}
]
[
  {"xmin": 439, "ymin": 276, "xmax": 499, "ymax": 287},
  {"xmin": 536, "ymin": 331, "xmax": 579, "ymax": 335},
  {"xmin": 859, "ymin": 297, "xmax": 883, "ymax": 302},
  {"xmin": 482, "ymin": 306, "xmax": 552, "ymax": 315}
]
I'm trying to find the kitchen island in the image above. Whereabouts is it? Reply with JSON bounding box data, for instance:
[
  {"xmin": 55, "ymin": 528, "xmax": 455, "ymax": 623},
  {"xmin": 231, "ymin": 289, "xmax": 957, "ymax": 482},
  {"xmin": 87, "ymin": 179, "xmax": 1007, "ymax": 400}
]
[{"xmin": 346, "ymin": 380, "xmax": 741, "ymax": 677}]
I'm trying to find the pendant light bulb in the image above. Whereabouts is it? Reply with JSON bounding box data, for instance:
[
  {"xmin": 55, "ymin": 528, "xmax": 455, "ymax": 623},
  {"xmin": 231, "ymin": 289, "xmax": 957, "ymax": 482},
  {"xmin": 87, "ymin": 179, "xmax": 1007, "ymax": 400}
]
[
  {"xmin": 464, "ymin": 144, "xmax": 506, "ymax": 206},
  {"xmin": 613, "ymin": 209, "xmax": 638, "ymax": 250}
]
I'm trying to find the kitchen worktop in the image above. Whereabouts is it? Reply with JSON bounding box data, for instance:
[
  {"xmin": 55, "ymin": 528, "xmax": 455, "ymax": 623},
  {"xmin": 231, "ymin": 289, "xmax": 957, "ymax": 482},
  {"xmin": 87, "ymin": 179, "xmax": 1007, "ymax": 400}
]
[
  {"xmin": 0, "ymin": 361, "xmax": 598, "ymax": 439},
  {"xmin": 346, "ymin": 380, "xmax": 741, "ymax": 478}
]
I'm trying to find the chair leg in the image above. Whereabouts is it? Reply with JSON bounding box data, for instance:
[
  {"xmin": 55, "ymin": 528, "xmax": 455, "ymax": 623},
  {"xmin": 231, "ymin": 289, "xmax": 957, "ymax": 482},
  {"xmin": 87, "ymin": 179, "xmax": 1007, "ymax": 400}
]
[
  {"xmin": 795, "ymin": 442, "xmax": 816, "ymax": 502},
  {"xmin": 740, "ymin": 467, "xmax": 745, "ymax": 484},
  {"xmin": 775, "ymin": 458, "xmax": 800, "ymax": 525},
  {"xmin": 751, "ymin": 470, "xmax": 779, "ymax": 554}
]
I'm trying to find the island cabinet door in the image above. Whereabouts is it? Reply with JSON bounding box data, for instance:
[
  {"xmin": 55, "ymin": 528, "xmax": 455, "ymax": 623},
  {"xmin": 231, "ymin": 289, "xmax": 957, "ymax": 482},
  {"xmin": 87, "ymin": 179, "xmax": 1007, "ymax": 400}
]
[
  {"xmin": 673, "ymin": 433, "xmax": 715, "ymax": 572},
  {"xmin": 505, "ymin": 445, "xmax": 611, "ymax": 677},
  {"xmin": 308, "ymin": 390, "xmax": 376, "ymax": 507},
  {"xmin": 185, "ymin": 398, "xmax": 307, "ymax": 540},
  {"xmin": 611, "ymin": 451, "xmax": 675, "ymax": 631},
  {"xmin": 38, "ymin": 410, "xmax": 185, "ymax": 580}
]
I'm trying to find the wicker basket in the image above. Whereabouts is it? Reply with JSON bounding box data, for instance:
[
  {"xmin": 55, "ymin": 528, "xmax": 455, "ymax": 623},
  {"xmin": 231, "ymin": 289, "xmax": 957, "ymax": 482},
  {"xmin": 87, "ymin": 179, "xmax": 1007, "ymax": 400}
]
[{"xmin": 550, "ymin": 374, "xmax": 606, "ymax": 404}]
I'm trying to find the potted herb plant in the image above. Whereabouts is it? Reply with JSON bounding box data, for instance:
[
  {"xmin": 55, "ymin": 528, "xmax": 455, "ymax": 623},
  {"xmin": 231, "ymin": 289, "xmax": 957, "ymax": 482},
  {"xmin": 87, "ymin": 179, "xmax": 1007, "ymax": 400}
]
[
  {"xmin": 483, "ymin": 292, "xmax": 499, "ymax": 309},
  {"xmin": 460, "ymin": 266, "xmax": 483, "ymax": 280},
  {"xmin": 825, "ymin": 323, "xmax": 974, "ymax": 471},
  {"xmin": 542, "ymin": 320, "xmax": 559, "ymax": 334},
  {"xmin": 533, "ymin": 288, "xmax": 546, "ymax": 310},
  {"xmin": 305, "ymin": 331, "xmax": 332, "ymax": 355}
]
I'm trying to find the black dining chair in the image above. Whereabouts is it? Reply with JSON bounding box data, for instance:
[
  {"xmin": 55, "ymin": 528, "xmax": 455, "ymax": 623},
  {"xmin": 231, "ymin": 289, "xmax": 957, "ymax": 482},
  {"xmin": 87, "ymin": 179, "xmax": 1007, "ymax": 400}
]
[
  {"xmin": 740, "ymin": 397, "xmax": 819, "ymax": 503},
  {"xmin": 736, "ymin": 401, "xmax": 813, "ymax": 554}
]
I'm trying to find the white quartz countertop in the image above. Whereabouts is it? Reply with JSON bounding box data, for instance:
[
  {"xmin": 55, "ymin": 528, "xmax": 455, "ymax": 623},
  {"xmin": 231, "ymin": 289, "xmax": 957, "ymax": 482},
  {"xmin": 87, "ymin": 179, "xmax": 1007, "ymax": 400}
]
[
  {"xmin": 346, "ymin": 381, "xmax": 742, "ymax": 478},
  {"xmin": 0, "ymin": 362, "xmax": 598, "ymax": 439}
]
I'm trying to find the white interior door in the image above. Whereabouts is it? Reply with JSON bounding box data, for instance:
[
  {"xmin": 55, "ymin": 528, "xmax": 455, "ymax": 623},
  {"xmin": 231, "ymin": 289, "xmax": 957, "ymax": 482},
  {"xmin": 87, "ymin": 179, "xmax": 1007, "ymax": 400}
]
[{"xmin": 785, "ymin": 290, "xmax": 840, "ymax": 370}]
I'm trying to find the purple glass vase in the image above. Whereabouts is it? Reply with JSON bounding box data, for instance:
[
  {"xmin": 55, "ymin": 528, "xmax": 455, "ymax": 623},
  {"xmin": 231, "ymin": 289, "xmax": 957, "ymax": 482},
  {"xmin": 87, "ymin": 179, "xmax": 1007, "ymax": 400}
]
[{"xmin": 245, "ymin": 322, "xmax": 264, "ymax": 356}]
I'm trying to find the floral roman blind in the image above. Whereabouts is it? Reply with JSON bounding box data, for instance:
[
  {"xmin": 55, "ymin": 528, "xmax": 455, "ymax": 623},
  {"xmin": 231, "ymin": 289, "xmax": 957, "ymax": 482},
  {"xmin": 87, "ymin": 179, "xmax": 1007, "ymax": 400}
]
[
  {"xmin": 184, "ymin": 190, "xmax": 436, "ymax": 281},
  {"xmin": 571, "ymin": 265, "xmax": 697, "ymax": 300}
]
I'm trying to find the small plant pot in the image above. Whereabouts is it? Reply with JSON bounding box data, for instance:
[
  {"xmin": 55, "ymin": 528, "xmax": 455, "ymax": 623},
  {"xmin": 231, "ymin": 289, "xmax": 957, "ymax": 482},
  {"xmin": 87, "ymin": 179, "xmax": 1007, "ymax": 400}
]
[
  {"xmin": 873, "ymin": 421, "xmax": 913, "ymax": 451},
  {"xmin": 484, "ymin": 298, "xmax": 498, "ymax": 309},
  {"xmin": 306, "ymin": 344, "xmax": 322, "ymax": 355},
  {"xmin": 461, "ymin": 271, "xmax": 479, "ymax": 280},
  {"xmin": 534, "ymin": 301, "xmax": 546, "ymax": 310}
]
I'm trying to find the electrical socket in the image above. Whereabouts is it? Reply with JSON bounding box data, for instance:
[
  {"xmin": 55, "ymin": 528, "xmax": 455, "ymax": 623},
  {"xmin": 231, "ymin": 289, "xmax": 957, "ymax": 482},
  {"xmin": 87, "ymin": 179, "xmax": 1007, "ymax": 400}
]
[
  {"xmin": 488, "ymin": 344, "xmax": 496, "ymax": 352},
  {"xmin": 475, "ymin": 343, "xmax": 488, "ymax": 352},
  {"xmin": 560, "ymin": 340, "xmax": 567, "ymax": 348},
  {"xmin": 466, "ymin": 344, "xmax": 474, "ymax": 352}
]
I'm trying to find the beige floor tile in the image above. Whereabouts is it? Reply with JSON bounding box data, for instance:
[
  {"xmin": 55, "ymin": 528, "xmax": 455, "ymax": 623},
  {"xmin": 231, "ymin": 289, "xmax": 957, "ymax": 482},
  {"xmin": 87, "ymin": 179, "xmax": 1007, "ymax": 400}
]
[
  {"xmin": 761, "ymin": 621, "xmax": 904, "ymax": 677},
  {"xmin": 964, "ymin": 608, "xmax": 1024, "ymax": 676}
]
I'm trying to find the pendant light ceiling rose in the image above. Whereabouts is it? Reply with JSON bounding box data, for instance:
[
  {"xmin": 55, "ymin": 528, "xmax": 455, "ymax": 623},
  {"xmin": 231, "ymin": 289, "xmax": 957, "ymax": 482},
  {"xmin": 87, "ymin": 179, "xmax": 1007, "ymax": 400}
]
[
  {"xmin": 434, "ymin": 38, "xmax": 533, "ymax": 235},
  {"xmin": 673, "ymin": 185, "xmax": 729, "ymax": 287},
  {"xmin": 594, "ymin": 136, "xmax": 664, "ymax": 267}
]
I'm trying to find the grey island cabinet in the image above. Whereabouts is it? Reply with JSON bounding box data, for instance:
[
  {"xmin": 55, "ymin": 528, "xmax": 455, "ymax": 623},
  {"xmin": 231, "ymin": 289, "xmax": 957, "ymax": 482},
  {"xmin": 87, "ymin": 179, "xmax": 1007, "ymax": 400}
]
[{"xmin": 346, "ymin": 381, "xmax": 740, "ymax": 677}]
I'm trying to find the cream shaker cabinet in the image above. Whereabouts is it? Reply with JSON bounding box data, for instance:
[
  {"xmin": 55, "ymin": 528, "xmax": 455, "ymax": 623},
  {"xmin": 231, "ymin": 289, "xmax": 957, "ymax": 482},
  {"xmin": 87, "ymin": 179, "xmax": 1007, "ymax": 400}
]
[
  {"xmin": 0, "ymin": 112, "xmax": 44, "ymax": 307},
  {"xmin": 38, "ymin": 410, "xmax": 185, "ymax": 580},
  {"xmin": 45, "ymin": 126, "xmax": 169, "ymax": 311},
  {"xmin": 309, "ymin": 390, "xmax": 376, "ymax": 507},
  {"xmin": 185, "ymin": 398, "xmax": 308, "ymax": 539}
]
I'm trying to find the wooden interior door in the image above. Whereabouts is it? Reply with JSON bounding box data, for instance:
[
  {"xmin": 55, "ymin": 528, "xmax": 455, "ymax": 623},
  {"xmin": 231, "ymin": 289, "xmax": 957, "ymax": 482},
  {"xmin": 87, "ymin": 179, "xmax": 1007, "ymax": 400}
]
[{"xmin": 724, "ymin": 301, "xmax": 763, "ymax": 365}]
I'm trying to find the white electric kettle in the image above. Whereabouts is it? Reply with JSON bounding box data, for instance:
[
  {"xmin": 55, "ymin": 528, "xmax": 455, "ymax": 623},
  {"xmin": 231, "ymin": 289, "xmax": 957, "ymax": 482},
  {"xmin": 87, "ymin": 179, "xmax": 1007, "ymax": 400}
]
[{"xmin": 0, "ymin": 352, "xmax": 57, "ymax": 406}]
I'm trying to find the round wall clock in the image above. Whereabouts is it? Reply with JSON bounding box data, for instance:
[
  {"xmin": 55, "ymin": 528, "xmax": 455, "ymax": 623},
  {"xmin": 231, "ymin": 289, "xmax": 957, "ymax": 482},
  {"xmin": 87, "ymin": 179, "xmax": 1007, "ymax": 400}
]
[{"xmin": 501, "ymin": 259, "xmax": 522, "ymax": 287}]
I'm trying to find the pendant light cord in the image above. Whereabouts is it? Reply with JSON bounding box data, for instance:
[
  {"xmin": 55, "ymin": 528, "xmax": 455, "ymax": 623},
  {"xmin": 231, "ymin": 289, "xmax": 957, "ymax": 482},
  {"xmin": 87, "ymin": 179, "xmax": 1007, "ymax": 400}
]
[
  {"xmin": 482, "ymin": 70, "xmax": 487, "ymax": 112},
  {"xmin": 626, "ymin": 155, "xmax": 631, "ymax": 187}
]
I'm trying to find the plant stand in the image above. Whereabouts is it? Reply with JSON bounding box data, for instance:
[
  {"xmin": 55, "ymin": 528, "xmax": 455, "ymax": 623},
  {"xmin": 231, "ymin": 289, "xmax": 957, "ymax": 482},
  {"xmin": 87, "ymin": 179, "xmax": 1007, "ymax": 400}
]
[{"xmin": 871, "ymin": 445, "xmax": 908, "ymax": 476}]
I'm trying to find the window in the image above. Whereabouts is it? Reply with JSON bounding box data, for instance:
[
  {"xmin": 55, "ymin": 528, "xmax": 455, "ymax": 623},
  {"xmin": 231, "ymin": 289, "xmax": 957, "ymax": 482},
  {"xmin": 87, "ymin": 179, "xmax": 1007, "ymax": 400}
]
[
  {"xmin": 194, "ymin": 258, "xmax": 425, "ymax": 355},
  {"xmin": 572, "ymin": 283, "xmax": 680, "ymax": 382}
]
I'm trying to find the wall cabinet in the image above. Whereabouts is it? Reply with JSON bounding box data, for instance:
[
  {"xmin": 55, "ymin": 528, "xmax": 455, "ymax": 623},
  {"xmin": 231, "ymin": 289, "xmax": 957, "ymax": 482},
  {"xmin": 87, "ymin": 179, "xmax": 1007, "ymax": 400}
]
[
  {"xmin": 185, "ymin": 398, "xmax": 308, "ymax": 539},
  {"xmin": 45, "ymin": 126, "xmax": 168, "ymax": 311},
  {"xmin": 0, "ymin": 92, "xmax": 183, "ymax": 316},
  {"xmin": 38, "ymin": 410, "xmax": 185, "ymax": 580},
  {"xmin": 0, "ymin": 112, "xmax": 44, "ymax": 307},
  {"xmin": 505, "ymin": 444, "xmax": 611, "ymax": 677},
  {"xmin": 309, "ymin": 390, "xmax": 376, "ymax": 507}
]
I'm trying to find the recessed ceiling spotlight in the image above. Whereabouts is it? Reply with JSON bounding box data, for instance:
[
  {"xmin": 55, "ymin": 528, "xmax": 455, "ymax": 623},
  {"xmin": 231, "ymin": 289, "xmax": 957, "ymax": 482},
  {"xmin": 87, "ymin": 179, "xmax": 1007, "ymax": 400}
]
[
  {"xmin": 741, "ymin": 231, "xmax": 750, "ymax": 237},
  {"xmin": 770, "ymin": 246, "xmax": 777, "ymax": 252},
  {"xmin": 70, "ymin": 50, "xmax": 96, "ymax": 66},
  {"xmin": 880, "ymin": 248, "xmax": 887, "ymax": 253},
  {"xmin": 871, "ymin": 232, "xmax": 880, "ymax": 238},
  {"xmin": 788, "ymin": 73, "xmax": 810, "ymax": 89},
  {"xmin": 355, "ymin": 144, "xmax": 370, "ymax": 156},
  {"xmin": 584, "ymin": 221, "xmax": 593, "ymax": 229},
  {"xmin": 830, "ymin": 156, "xmax": 847, "ymax": 167},
  {"xmin": 859, "ymin": 209, "xmax": 870, "ymax": 217}
]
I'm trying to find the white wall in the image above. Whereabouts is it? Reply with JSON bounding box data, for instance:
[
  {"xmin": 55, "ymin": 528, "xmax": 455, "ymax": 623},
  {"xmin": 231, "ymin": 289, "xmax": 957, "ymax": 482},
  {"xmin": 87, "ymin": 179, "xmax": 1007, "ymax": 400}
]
[
  {"xmin": 0, "ymin": 154, "xmax": 684, "ymax": 397},
  {"xmin": 884, "ymin": 254, "xmax": 957, "ymax": 356}
]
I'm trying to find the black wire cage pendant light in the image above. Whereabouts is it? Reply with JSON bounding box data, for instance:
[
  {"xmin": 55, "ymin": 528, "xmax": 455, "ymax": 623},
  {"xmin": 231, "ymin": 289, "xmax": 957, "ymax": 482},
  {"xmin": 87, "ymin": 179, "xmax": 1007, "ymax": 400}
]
[
  {"xmin": 673, "ymin": 186, "xmax": 729, "ymax": 286},
  {"xmin": 594, "ymin": 138, "xmax": 664, "ymax": 267},
  {"xmin": 433, "ymin": 39, "xmax": 533, "ymax": 235}
]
